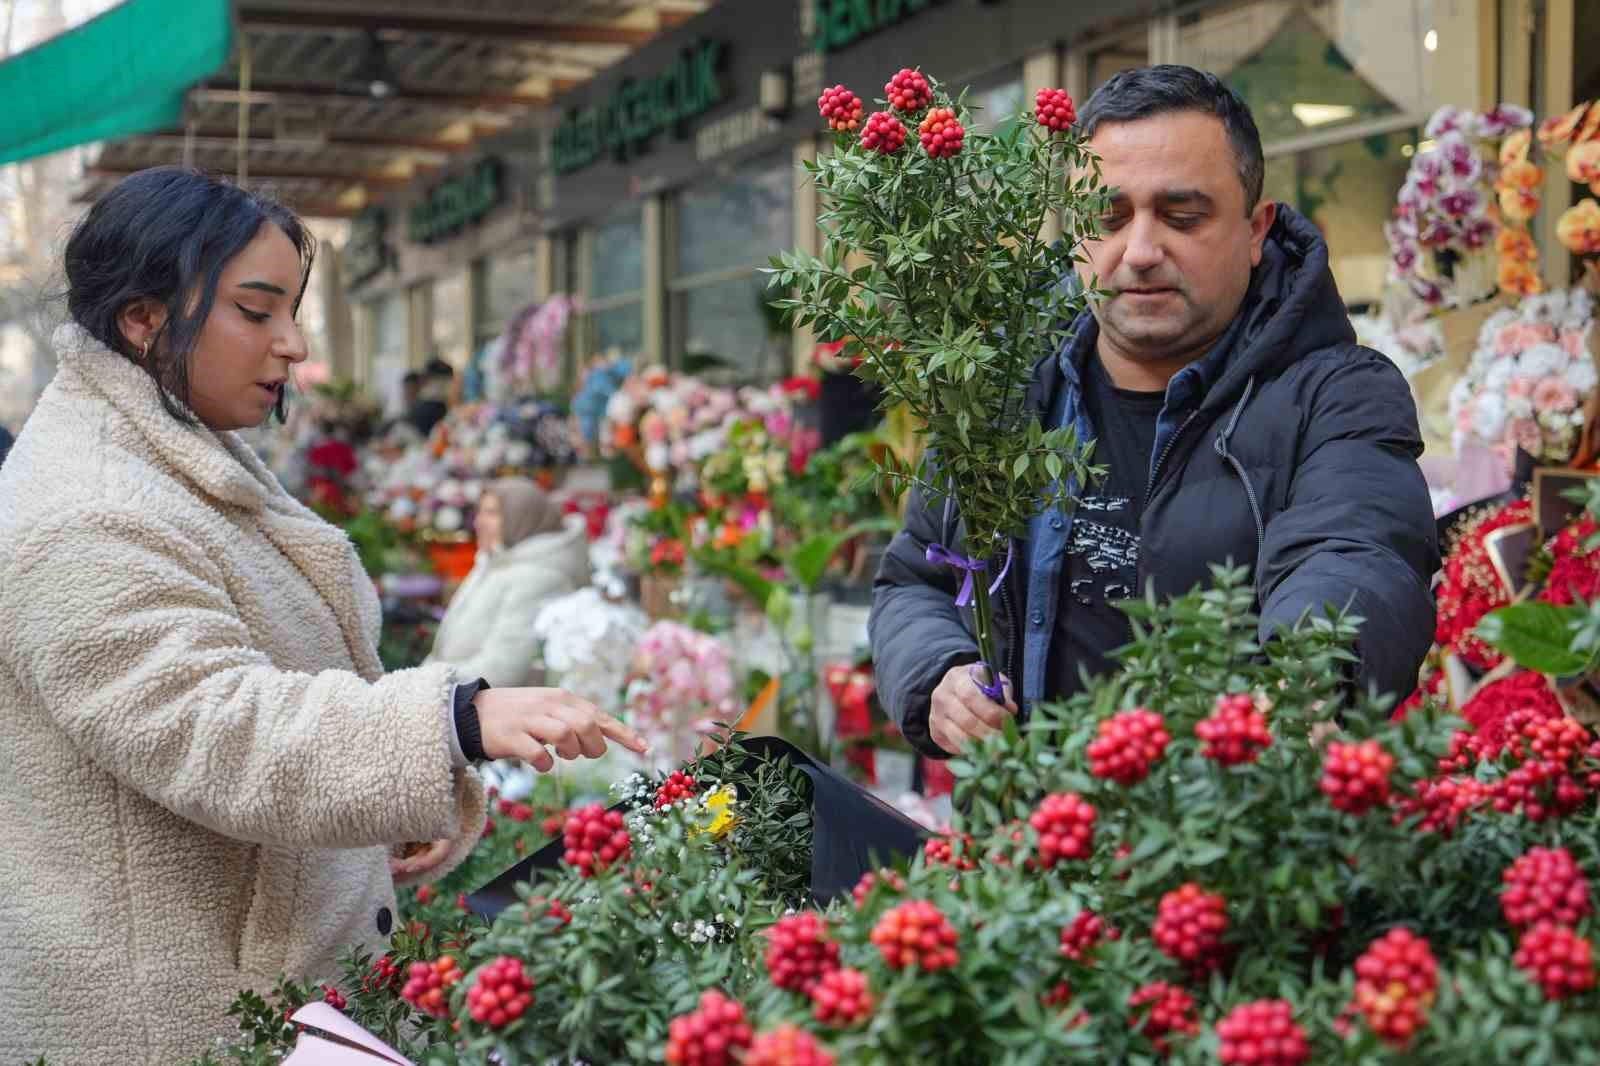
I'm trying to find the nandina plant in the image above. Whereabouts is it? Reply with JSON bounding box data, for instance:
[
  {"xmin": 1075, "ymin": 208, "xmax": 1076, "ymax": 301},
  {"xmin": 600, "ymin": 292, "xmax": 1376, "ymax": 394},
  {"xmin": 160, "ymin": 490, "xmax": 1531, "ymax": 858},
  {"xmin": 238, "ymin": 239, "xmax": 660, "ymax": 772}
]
[{"xmin": 770, "ymin": 71, "xmax": 1108, "ymax": 690}]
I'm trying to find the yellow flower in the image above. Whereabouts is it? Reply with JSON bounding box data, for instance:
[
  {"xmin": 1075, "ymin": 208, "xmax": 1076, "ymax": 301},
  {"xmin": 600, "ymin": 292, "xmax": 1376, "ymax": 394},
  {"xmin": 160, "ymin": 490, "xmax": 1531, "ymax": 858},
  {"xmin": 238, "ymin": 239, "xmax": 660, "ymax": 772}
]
[
  {"xmin": 1499, "ymin": 158, "xmax": 1544, "ymax": 191},
  {"xmin": 1497, "ymin": 257, "xmax": 1544, "ymax": 296},
  {"xmin": 1568, "ymin": 141, "xmax": 1600, "ymax": 184},
  {"xmin": 692, "ymin": 785, "xmax": 738, "ymax": 838},
  {"xmin": 1500, "ymin": 128, "xmax": 1532, "ymax": 166},
  {"xmin": 1558, "ymin": 198, "xmax": 1600, "ymax": 255},
  {"xmin": 1499, "ymin": 185, "xmax": 1540, "ymax": 223}
]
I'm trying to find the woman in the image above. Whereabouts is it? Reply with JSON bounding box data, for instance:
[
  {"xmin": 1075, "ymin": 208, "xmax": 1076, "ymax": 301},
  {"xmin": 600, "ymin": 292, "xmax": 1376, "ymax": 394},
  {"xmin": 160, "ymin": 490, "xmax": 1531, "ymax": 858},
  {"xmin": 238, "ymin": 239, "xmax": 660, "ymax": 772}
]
[
  {"xmin": 0, "ymin": 167, "xmax": 645, "ymax": 1066},
  {"xmin": 426, "ymin": 479, "xmax": 589, "ymax": 687}
]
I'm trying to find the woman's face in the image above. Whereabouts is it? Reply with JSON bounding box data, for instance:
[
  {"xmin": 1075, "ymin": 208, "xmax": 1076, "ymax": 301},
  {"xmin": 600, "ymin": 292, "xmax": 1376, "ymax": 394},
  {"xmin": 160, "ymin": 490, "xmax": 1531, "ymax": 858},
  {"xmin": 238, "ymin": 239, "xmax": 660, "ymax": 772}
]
[
  {"xmin": 122, "ymin": 223, "xmax": 310, "ymax": 431},
  {"xmin": 188, "ymin": 224, "xmax": 309, "ymax": 430},
  {"xmin": 476, "ymin": 492, "xmax": 503, "ymax": 551}
]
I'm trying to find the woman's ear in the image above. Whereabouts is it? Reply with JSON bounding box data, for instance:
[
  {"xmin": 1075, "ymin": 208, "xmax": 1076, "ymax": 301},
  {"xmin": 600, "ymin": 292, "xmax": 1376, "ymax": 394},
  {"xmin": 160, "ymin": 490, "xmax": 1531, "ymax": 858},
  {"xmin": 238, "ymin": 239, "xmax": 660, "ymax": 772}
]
[{"xmin": 116, "ymin": 297, "xmax": 169, "ymax": 357}]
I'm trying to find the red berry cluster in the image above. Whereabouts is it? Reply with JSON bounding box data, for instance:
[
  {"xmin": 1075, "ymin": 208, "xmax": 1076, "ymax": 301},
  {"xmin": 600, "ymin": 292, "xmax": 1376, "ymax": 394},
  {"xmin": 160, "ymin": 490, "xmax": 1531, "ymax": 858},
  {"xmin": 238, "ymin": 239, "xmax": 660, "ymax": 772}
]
[
  {"xmin": 665, "ymin": 990, "xmax": 754, "ymax": 1066},
  {"xmin": 320, "ymin": 984, "xmax": 347, "ymax": 1012},
  {"xmin": 364, "ymin": 955, "xmax": 403, "ymax": 994},
  {"xmin": 1029, "ymin": 792, "xmax": 1097, "ymax": 867},
  {"xmin": 1087, "ymin": 708, "xmax": 1171, "ymax": 785},
  {"xmin": 525, "ymin": 894, "xmax": 573, "ymax": 927},
  {"xmin": 655, "ymin": 771, "xmax": 700, "ymax": 810},
  {"xmin": 852, "ymin": 869, "xmax": 907, "ymax": 909},
  {"xmin": 1034, "ymin": 87, "xmax": 1077, "ymax": 131},
  {"xmin": 1501, "ymin": 847, "xmax": 1591, "ymax": 930},
  {"xmin": 924, "ymin": 832, "xmax": 979, "ymax": 871},
  {"xmin": 1128, "ymin": 981, "xmax": 1200, "ymax": 1053},
  {"xmin": 1319, "ymin": 739, "xmax": 1395, "ymax": 814},
  {"xmin": 1152, "ymin": 883, "xmax": 1229, "ymax": 972},
  {"xmin": 466, "ymin": 956, "xmax": 534, "ymax": 1029},
  {"xmin": 1042, "ymin": 981, "xmax": 1073, "ymax": 1009},
  {"xmin": 870, "ymin": 900, "xmax": 960, "ymax": 971},
  {"xmin": 1060, "ymin": 910, "xmax": 1120, "ymax": 963},
  {"xmin": 1196, "ymin": 693, "xmax": 1274, "ymax": 766},
  {"xmin": 1493, "ymin": 754, "xmax": 1588, "ymax": 821},
  {"xmin": 860, "ymin": 111, "xmax": 907, "ymax": 154},
  {"xmin": 918, "ymin": 108, "xmax": 965, "ymax": 158},
  {"xmin": 744, "ymin": 1024, "xmax": 836, "ymax": 1066},
  {"xmin": 1527, "ymin": 715, "xmax": 1590, "ymax": 765},
  {"xmin": 401, "ymin": 956, "xmax": 464, "ymax": 1019},
  {"xmin": 1394, "ymin": 773, "xmax": 1492, "ymax": 834},
  {"xmin": 1352, "ymin": 928, "xmax": 1437, "ymax": 1047},
  {"xmin": 497, "ymin": 797, "xmax": 536, "ymax": 822},
  {"xmin": 810, "ymin": 967, "xmax": 873, "ymax": 1027},
  {"xmin": 817, "ymin": 85, "xmax": 864, "ymax": 132},
  {"xmin": 765, "ymin": 912, "xmax": 841, "ymax": 993},
  {"xmin": 1215, "ymin": 999, "xmax": 1309, "ymax": 1066},
  {"xmin": 1514, "ymin": 922, "xmax": 1596, "ymax": 1000},
  {"xmin": 884, "ymin": 68, "xmax": 932, "ymax": 113},
  {"xmin": 563, "ymin": 804, "xmax": 631, "ymax": 877},
  {"xmin": 1437, "ymin": 729, "xmax": 1481, "ymax": 774}
]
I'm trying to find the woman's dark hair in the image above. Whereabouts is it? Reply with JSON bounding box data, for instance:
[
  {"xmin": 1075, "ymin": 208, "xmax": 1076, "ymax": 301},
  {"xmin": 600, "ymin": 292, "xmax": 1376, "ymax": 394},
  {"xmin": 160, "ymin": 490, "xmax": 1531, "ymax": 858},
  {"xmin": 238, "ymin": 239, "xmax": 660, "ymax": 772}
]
[
  {"xmin": 1078, "ymin": 65, "xmax": 1266, "ymax": 213},
  {"xmin": 63, "ymin": 166, "xmax": 315, "ymax": 424}
]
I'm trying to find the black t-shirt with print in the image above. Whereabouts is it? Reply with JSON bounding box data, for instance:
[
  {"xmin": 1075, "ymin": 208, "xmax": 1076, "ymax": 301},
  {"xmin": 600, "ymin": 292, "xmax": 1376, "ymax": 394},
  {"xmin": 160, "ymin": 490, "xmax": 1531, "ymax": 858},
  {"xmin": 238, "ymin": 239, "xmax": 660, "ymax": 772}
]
[{"xmin": 1047, "ymin": 355, "xmax": 1165, "ymax": 700}]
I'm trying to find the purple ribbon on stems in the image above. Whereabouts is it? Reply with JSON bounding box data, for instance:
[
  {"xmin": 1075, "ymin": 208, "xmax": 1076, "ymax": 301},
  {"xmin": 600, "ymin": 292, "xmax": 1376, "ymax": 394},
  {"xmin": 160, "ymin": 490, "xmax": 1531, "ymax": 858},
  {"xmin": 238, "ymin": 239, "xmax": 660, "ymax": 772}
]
[{"xmin": 925, "ymin": 541, "xmax": 1013, "ymax": 703}]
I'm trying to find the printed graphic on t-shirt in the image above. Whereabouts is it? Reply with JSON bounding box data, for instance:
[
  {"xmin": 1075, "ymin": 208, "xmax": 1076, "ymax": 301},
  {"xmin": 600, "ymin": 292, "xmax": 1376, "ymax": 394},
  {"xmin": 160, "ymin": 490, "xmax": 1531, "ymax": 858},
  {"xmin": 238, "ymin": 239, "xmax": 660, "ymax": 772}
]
[{"xmin": 1066, "ymin": 494, "xmax": 1140, "ymax": 606}]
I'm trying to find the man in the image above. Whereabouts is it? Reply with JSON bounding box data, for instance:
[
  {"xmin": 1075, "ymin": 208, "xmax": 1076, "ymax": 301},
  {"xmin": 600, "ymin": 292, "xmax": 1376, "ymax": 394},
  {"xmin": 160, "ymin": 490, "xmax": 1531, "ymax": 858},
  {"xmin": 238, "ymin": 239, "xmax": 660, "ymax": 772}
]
[
  {"xmin": 870, "ymin": 65, "xmax": 1438, "ymax": 758},
  {"xmin": 407, "ymin": 357, "xmax": 455, "ymax": 438},
  {"xmin": 0, "ymin": 423, "xmax": 13, "ymax": 469}
]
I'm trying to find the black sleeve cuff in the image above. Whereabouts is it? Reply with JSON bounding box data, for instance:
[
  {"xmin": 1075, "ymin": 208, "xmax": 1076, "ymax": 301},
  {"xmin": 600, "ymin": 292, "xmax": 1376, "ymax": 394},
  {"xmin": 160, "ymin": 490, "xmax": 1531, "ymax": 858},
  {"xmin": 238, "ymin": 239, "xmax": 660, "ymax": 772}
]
[{"xmin": 453, "ymin": 677, "xmax": 491, "ymax": 763}]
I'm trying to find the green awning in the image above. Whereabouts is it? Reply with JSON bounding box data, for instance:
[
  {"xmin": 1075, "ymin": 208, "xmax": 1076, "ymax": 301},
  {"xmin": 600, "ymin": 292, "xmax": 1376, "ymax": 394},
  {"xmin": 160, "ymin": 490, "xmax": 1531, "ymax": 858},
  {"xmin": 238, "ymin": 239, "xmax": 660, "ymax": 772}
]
[{"xmin": 0, "ymin": 0, "xmax": 231, "ymax": 166}]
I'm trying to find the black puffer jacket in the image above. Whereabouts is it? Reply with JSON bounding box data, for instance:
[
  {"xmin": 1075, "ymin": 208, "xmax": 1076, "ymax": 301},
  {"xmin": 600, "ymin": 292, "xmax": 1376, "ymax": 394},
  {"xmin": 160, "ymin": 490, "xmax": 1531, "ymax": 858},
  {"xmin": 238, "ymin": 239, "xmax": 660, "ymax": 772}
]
[{"xmin": 870, "ymin": 208, "xmax": 1439, "ymax": 758}]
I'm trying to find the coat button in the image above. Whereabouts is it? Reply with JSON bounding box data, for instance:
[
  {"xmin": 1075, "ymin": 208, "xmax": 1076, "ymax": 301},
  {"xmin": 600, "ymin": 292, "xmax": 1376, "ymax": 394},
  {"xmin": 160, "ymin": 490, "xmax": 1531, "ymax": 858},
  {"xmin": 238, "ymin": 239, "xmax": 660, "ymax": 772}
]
[
  {"xmin": 1050, "ymin": 517, "xmax": 1064, "ymax": 530},
  {"xmin": 376, "ymin": 907, "xmax": 393, "ymax": 936},
  {"xmin": 1031, "ymin": 610, "xmax": 1044, "ymax": 626}
]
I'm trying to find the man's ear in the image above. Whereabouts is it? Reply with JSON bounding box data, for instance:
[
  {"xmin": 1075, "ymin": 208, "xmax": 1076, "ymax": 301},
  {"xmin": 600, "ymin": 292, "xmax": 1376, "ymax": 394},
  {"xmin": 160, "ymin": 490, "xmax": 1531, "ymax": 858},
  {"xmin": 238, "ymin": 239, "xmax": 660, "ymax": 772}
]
[
  {"xmin": 1249, "ymin": 200, "xmax": 1278, "ymax": 268},
  {"xmin": 115, "ymin": 297, "xmax": 169, "ymax": 357}
]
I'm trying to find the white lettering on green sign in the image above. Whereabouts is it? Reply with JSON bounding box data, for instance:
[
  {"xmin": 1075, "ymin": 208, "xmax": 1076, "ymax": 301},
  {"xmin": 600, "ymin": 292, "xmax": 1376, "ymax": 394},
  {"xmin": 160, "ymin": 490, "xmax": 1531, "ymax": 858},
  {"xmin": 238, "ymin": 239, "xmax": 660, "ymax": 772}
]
[
  {"xmin": 408, "ymin": 157, "xmax": 502, "ymax": 244},
  {"xmin": 551, "ymin": 40, "xmax": 727, "ymax": 175},
  {"xmin": 811, "ymin": 0, "xmax": 946, "ymax": 53}
]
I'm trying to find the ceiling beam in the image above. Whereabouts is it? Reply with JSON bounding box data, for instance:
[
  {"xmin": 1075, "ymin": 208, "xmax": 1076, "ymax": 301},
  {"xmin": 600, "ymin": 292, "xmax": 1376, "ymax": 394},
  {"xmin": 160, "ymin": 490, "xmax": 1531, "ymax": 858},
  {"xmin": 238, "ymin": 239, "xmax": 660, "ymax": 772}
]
[
  {"xmin": 87, "ymin": 163, "xmax": 414, "ymax": 188},
  {"xmin": 237, "ymin": 6, "xmax": 656, "ymax": 45},
  {"xmin": 194, "ymin": 80, "xmax": 549, "ymax": 110},
  {"xmin": 137, "ymin": 128, "xmax": 477, "ymax": 156}
]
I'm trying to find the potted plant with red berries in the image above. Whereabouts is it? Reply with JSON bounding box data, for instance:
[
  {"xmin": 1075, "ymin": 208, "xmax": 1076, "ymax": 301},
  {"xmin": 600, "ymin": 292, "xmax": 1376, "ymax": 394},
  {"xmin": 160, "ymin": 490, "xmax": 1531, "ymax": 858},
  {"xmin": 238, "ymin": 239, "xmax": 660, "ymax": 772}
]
[{"xmin": 770, "ymin": 71, "xmax": 1106, "ymax": 700}]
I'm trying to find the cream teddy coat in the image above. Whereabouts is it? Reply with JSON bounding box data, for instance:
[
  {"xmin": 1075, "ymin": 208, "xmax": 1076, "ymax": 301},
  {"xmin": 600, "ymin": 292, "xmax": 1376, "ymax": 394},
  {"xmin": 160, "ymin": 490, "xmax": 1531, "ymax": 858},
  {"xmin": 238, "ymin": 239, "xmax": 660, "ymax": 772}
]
[
  {"xmin": 0, "ymin": 344, "xmax": 486, "ymax": 1066},
  {"xmin": 425, "ymin": 519, "xmax": 589, "ymax": 687}
]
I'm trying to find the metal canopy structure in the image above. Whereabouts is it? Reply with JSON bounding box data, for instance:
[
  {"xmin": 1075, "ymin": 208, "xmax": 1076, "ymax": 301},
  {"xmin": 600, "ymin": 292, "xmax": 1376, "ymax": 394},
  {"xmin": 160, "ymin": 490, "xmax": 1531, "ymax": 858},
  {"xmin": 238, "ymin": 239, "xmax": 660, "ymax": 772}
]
[{"xmin": 76, "ymin": 0, "xmax": 711, "ymax": 218}]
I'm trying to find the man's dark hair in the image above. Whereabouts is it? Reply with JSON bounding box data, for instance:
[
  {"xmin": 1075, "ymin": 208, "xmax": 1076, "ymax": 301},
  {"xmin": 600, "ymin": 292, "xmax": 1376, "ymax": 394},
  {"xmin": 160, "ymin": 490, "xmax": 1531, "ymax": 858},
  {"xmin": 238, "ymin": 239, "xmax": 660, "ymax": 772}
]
[
  {"xmin": 423, "ymin": 358, "xmax": 454, "ymax": 379},
  {"xmin": 402, "ymin": 371, "xmax": 423, "ymax": 387},
  {"xmin": 1078, "ymin": 65, "xmax": 1265, "ymax": 214},
  {"xmin": 63, "ymin": 166, "xmax": 314, "ymax": 425}
]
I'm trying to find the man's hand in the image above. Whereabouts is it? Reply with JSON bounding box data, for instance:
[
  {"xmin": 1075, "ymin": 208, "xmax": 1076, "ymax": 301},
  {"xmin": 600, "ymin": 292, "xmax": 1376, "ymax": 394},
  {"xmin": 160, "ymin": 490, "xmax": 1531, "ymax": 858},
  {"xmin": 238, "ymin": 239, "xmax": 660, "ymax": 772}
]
[
  {"xmin": 475, "ymin": 688, "xmax": 650, "ymax": 771},
  {"xmin": 929, "ymin": 663, "xmax": 1016, "ymax": 755},
  {"xmin": 390, "ymin": 838, "xmax": 453, "ymax": 880}
]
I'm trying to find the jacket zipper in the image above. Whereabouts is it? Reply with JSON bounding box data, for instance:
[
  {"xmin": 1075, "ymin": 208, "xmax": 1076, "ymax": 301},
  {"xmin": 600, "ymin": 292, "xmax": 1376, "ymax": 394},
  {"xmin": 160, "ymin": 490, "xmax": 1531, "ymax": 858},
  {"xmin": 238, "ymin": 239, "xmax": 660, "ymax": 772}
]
[
  {"xmin": 1134, "ymin": 410, "xmax": 1201, "ymax": 593},
  {"xmin": 1219, "ymin": 447, "xmax": 1266, "ymax": 554}
]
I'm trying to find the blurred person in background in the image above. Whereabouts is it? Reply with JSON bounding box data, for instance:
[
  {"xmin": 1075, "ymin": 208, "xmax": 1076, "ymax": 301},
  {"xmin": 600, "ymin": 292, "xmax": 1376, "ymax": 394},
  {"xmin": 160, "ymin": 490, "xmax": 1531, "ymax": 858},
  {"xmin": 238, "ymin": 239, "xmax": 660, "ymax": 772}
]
[{"xmin": 426, "ymin": 478, "xmax": 590, "ymax": 688}]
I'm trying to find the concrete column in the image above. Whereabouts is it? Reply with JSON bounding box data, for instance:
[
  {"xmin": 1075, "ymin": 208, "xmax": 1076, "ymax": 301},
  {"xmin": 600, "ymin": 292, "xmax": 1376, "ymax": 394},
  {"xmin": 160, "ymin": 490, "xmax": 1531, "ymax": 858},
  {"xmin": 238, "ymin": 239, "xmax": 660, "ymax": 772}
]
[
  {"xmin": 319, "ymin": 244, "xmax": 355, "ymax": 382},
  {"xmin": 790, "ymin": 135, "xmax": 820, "ymax": 373},
  {"xmin": 1536, "ymin": 0, "xmax": 1576, "ymax": 289},
  {"xmin": 642, "ymin": 195, "xmax": 667, "ymax": 366},
  {"xmin": 407, "ymin": 282, "xmax": 432, "ymax": 368}
]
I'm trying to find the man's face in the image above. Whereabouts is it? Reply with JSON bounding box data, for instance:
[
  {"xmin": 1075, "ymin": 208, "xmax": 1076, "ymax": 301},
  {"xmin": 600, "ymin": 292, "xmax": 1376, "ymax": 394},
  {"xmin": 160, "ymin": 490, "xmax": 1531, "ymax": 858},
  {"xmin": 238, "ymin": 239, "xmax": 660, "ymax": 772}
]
[{"xmin": 1079, "ymin": 111, "xmax": 1275, "ymax": 367}]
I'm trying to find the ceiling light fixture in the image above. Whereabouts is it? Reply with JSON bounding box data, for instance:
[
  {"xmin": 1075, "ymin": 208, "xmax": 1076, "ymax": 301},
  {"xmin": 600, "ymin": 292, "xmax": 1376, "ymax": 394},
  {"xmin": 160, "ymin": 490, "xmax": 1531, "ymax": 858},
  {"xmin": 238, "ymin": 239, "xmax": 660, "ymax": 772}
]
[
  {"xmin": 1291, "ymin": 103, "xmax": 1357, "ymax": 127},
  {"xmin": 349, "ymin": 30, "xmax": 398, "ymax": 99}
]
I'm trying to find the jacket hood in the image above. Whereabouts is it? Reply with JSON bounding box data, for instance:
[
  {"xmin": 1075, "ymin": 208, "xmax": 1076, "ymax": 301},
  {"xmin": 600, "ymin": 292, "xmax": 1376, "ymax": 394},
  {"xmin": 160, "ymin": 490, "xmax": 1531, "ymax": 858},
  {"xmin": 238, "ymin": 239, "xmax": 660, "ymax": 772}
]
[{"xmin": 1198, "ymin": 204, "xmax": 1356, "ymax": 413}]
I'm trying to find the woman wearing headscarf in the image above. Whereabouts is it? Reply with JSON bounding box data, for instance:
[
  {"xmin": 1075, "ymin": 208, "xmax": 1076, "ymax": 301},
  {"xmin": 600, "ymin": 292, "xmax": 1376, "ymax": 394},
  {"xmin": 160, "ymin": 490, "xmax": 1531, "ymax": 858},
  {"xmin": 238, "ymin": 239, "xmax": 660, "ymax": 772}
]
[
  {"xmin": 427, "ymin": 478, "xmax": 590, "ymax": 687},
  {"xmin": 0, "ymin": 168, "xmax": 645, "ymax": 1066}
]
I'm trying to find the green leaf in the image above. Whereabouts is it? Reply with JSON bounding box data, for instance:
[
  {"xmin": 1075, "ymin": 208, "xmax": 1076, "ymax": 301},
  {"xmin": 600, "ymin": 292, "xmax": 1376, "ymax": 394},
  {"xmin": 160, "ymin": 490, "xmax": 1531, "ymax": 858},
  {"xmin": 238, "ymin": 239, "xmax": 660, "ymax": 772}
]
[{"xmin": 1476, "ymin": 602, "xmax": 1592, "ymax": 676}]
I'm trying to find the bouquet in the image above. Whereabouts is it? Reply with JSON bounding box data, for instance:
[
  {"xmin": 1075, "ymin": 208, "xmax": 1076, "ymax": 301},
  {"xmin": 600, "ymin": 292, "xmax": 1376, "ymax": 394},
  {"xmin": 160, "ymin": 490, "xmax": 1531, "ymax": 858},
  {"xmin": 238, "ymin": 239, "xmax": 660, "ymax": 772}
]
[
  {"xmin": 1385, "ymin": 104, "xmax": 1536, "ymax": 309},
  {"xmin": 623, "ymin": 620, "xmax": 740, "ymax": 764},
  {"xmin": 771, "ymin": 68, "xmax": 1104, "ymax": 695},
  {"xmin": 1448, "ymin": 288, "xmax": 1597, "ymax": 463}
]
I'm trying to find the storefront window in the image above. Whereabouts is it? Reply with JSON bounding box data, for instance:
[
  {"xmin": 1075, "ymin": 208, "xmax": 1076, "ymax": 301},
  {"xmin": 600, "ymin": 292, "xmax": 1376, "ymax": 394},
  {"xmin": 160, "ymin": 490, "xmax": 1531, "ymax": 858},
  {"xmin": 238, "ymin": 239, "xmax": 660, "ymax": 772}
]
[
  {"xmin": 367, "ymin": 292, "xmax": 407, "ymax": 414},
  {"xmin": 966, "ymin": 71, "xmax": 1025, "ymax": 137},
  {"xmin": 432, "ymin": 270, "xmax": 469, "ymax": 367},
  {"xmin": 1175, "ymin": 0, "xmax": 1438, "ymax": 308},
  {"xmin": 671, "ymin": 152, "xmax": 793, "ymax": 381},
  {"xmin": 481, "ymin": 246, "xmax": 539, "ymax": 341},
  {"xmin": 586, "ymin": 204, "xmax": 645, "ymax": 357}
]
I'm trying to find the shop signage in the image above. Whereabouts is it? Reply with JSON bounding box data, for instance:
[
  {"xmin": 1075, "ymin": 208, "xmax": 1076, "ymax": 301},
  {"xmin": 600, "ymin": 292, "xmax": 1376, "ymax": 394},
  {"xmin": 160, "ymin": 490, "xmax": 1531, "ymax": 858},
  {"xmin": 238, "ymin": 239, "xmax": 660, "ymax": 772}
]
[
  {"xmin": 551, "ymin": 40, "xmax": 728, "ymax": 175},
  {"xmin": 344, "ymin": 206, "xmax": 388, "ymax": 285},
  {"xmin": 809, "ymin": 0, "xmax": 951, "ymax": 53},
  {"xmin": 407, "ymin": 157, "xmax": 503, "ymax": 244}
]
